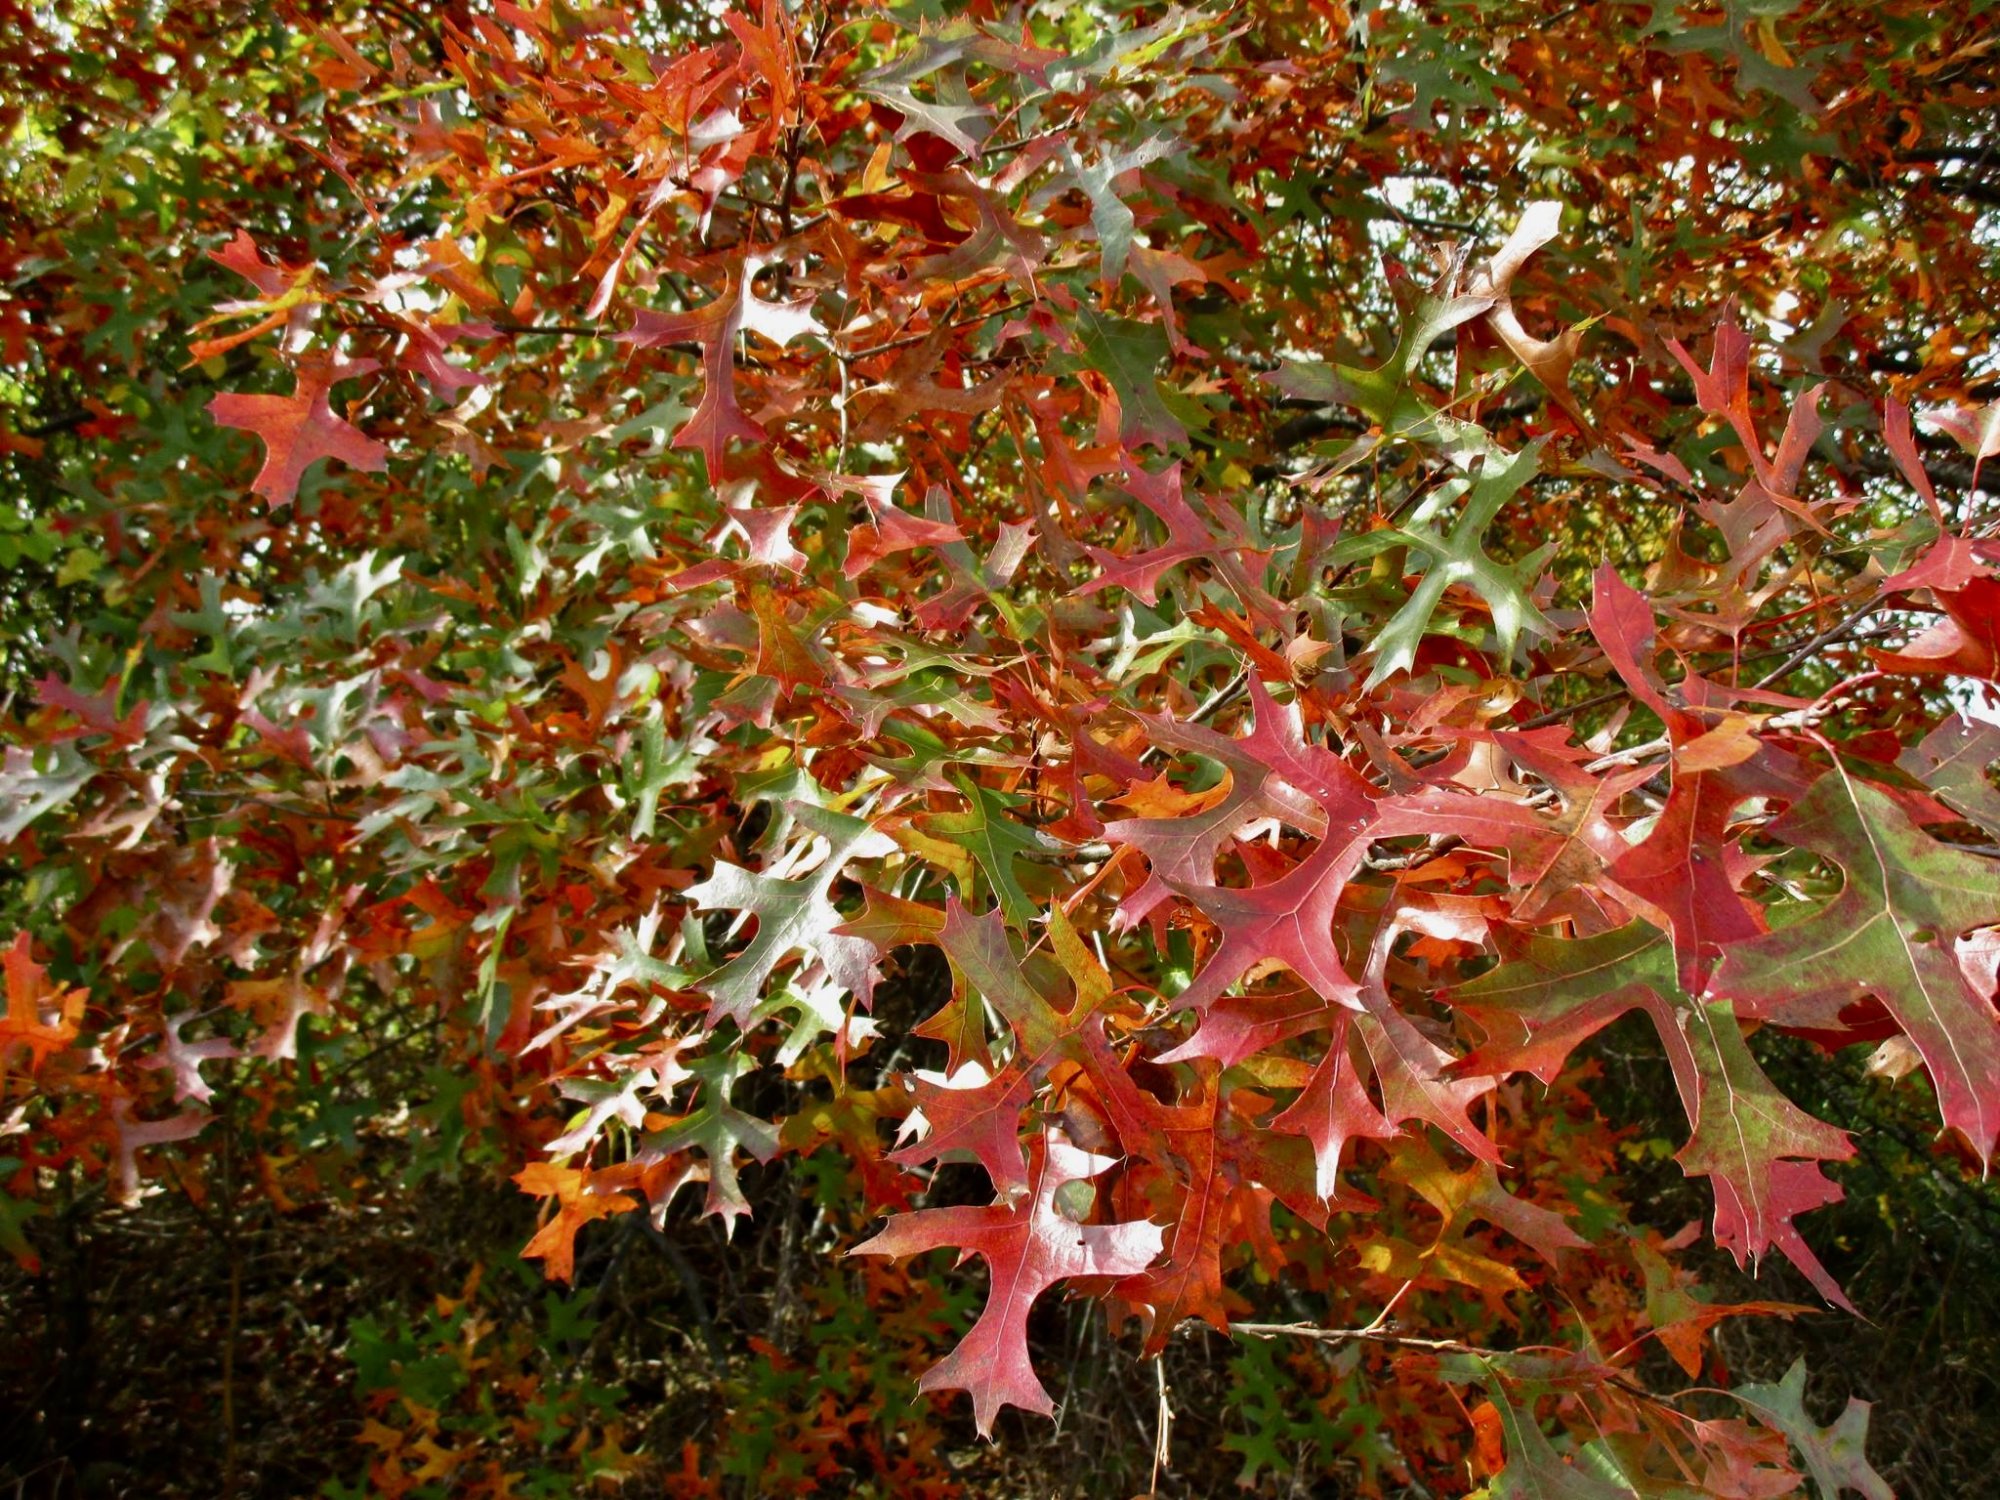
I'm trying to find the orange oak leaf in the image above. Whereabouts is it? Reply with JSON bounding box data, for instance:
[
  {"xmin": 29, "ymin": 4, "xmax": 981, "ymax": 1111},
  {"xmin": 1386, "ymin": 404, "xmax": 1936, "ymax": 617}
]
[
  {"xmin": 206, "ymin": 353, "xmax": 387, "ymax": 507},
  {"xmin": 515, "ymin": 1162, "xmax": 639, "ymax": 1282},
  {"xmin": 0, "ymin": 933, "xmax": 86, "ymax": 1077}
]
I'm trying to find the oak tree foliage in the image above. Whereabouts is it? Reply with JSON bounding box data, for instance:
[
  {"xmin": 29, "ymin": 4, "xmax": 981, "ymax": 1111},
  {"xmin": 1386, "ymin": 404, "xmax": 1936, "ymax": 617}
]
[{"xmin": 3, "ymin": 0, "xmax": 1999, "ymax": 1492}]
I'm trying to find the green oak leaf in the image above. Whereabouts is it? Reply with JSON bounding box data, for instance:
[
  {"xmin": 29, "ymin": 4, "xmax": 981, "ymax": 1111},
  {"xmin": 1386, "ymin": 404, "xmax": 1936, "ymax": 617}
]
[
  {"xmin": 643, "ymin": 1051, "xmax": 780, "ymax": 1231},
  {"xmin": 1329, "ymin": 438, "xmax": 1554, "ymax": 687},
  {"xmin": 1454, "ymin": 922, "xmax": 1854, "ymax": 1306},
  {"xmin": 1716, "ymin": 764, "xmax": 2000, "ymax": 1163},
  {"xmin": 1066, "ymin": 135, "xmax": 1177, "ymax": 283},
  {"xmin": 684, "ymin": 802, "xmax": 894, "ymax": 1027},
  {"xmin": 1898, "ymin": 713, "xmax": 2000, "ymax": 837},
  {"xmin": 1735, "ymin": 1359, "xmax": 1893, "ymax": 1500},
  {"xmin": 1068, "ymin": 307, "xmax": 1186, "ymax": 451},
  {"xmin": 0, "ymin": 742, "xmax": 95, "ymax": 842},
  {"xmin": 1485, "ymin": 1378, "xmax": 1636, "ymax": 1500},
  {"xmin": 1272, "ymin": 286, "xmax": 1495, "ymax": 432},
  {"xmin": 901, "ymin": 772, "xmax": 1061, "ymax": 929}
]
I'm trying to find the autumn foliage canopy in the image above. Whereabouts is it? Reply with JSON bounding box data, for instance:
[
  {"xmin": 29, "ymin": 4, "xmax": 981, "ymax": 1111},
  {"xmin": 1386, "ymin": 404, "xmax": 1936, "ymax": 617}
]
[{"xmin": 4, "ymin": 0, "xmax": 2000, "ymax": 1493}]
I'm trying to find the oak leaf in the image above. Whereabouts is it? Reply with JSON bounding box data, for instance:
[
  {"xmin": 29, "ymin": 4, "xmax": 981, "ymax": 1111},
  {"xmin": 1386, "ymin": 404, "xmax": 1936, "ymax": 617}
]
[
  {"xmin": 1716, "ymin": 763, "xmax": 2000, "ymax": 1163},
  {"xmin": 1453, "ymin": 923, "xmax": 1854, "ymax": 1303},
  {"xmin": 684, "ymin": 802, "xmax": 894, "ymax": 1028},
  {"xmin": 850, "ymin": 1130, "xmax": 1163, "ymax": 1437},
  {"xmin": 0, "ymin": 934, "xmax": 85, "ymax": 1077},
  {"xmin": 515, "ymin": 1163, "xmax": 639, "ymax": 1283},
  {"xmin": 206, "ymin": 353, "xmax": 387, "ymax": 507},
  {"xmin": 1734, "ymin": 1360, "xmax": 1893, "ymax": 1500}
]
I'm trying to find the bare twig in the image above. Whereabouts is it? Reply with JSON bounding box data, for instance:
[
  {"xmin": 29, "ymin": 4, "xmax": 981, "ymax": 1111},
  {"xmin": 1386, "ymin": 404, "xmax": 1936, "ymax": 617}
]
[
  {"xmin": 1365, "ymin": 834, "xmax": 1463, "ymax": 872},
  {"xmin": 1230, "ymin": 1319, "xmax": 1658, "ymax": 1403},
  {"xmin": 1514, "ymin": 684, "xmax": 1629, "ymax": 731},
  {"xmin": 486, "ymin": 321, "xmax": 613, "ymax": 339},
  {"xmin": 833, "ymin": 297, "xmax": 1036, "ymax": 364},
  {"xmin": 1147, "ymin": 1356, "xmax": 1173, "ymax": 1497},
  {"xmin": 1189, "ymin": 667, "xmax": 1250, "ymax": 726},
  {"xmin": 1750, "ymin": 602, "xmax": 1883, "ymax": 690},
  {"xmin": 1230, "ymin": 1321, "xmax": 1490, "ymax": 1353}
]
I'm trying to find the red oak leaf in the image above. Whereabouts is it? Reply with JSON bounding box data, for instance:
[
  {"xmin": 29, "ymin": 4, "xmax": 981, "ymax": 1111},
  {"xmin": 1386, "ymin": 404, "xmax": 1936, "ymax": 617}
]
[
  {"xmin": 109, "ymin": 1097, "xmax": 209, "ymax": 1204},
  {"xmin": 206, "ymin": 353, "xmax": 388, "ymax": 507},
  {"xmin": 890, "ymin": 1061, "xmax": 1035, "ymax": 1198},
  {"xmin": 0, "ymin": 934, "xmax": 86, "ymax": 1077},
  {"xmin": 1171, "ymin": 833, "xmax": 1370, "ymax": 1013},
  {"xmin": 1077, "ymin": 458, "xmax": 1274, "ymax": 619},
  {"xmin": 136, "ymin": 1010, "xmax": 238, "ymax": 1104},
  {"xmin": 1873, "ymin": 575, "xmax": 2000, "ymax": 682},
  {"xmin": 209, "ymin": 229, "xmax": 297, "ymax": 296},
  {"xmin": 928, "ymin": 901, "xmax": 1170, "ymax": 1164},
  {"xmin": 515, "ymin": 1162, "xmax": 639, "ymax": 1283},
  {"xmin": 1110, "ymin": 1063, "xmax": 1297, "ymax": 1347},
  {"xmin": 850, "ymin": 1130, "xmax": 1164, "ymax": 1437},
  {"xmin": 1106, "ymin": 676, "xmax": 1335, "ymax": 927},
  {"xmin": 620, "ymin": 254, "xmax": 820, "ymax": 480},
  {"xmin": 1270, "ymin": 1010, "xmax": 1398, "ymax": 1200},
  {"xmin": 1922, "ymin": 398, "xmax": 2000, "ymax": 486},
  {"xmin": 1668, "ymin": 307, "xmax": 1843, "ymax": 543},
  {"xmin": 1587, "ymin": 565, "xmax": 1782, "ymax": 985},
  {"xmin": 1119, "ymin": 677, "xmax": 1381, "ymax": 1011}
]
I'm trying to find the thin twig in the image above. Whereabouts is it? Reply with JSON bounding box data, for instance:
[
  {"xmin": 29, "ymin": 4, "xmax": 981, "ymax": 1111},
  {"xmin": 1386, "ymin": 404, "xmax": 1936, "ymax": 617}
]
[
  {"xmin": 486, "ymin": 321, "xmax": 613, "ymax": 339},
  {"xmin": 1147, "ymin": 1356, "xmax": 1173, "ymax": 1497},
  {"xmin": 1230, "ymin": 1321, "xmax": 1491, "ymax": 1353},
  {"xmin": 1138, "ymin": 668, "xmax": 1249, "ymax": 769},
  {"xmin": 1365, "ymin": 835, "xmax": 1463, "ymax": 872},
  {"xmin": 1509, "ymin": 602, "xmax": 1893, "ymax": 734},
  {"xmin": 1515, "ymin": 684, "xmax": 1629, "ymax": 731},
  {"xmin": 1751, "ymin": 602, "xmax": 1883, "ymax": 690},
  {"xmin": 219, "ymin": 1073, "xmax": 242, "ymax": 1500},
  {"xmin": 1188, "ymin": 668, "xmax": 1250, "ymax": 725},
  {"xmin": 1229, "ymin": 1321, "xmax": 1658, "ymax": 1402},
  {"xmin": 833, "ymin": 297, "xmax": 1036, "ymax": 364}
]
